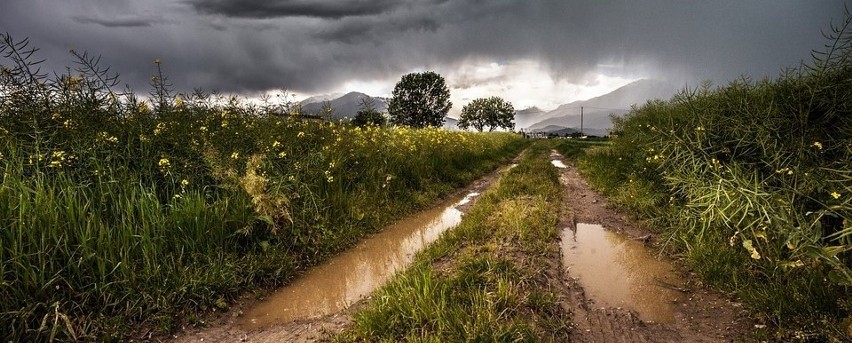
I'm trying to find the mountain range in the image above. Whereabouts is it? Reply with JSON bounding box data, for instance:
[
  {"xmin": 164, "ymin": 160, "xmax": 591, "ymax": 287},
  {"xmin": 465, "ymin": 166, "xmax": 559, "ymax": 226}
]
[{"xmin": 298, "ymin": 79, "xmax": 678, "ymax": 135}]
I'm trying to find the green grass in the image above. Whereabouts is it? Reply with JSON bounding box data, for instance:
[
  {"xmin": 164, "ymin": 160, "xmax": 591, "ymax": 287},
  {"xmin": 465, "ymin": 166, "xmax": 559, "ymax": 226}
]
[
  {"xmin": 338, "ymin": 142, "xmax": 570, "ymax": 342},
  {"xmin": 0, "ymin": 34, "xmax": 528, "ymax": 341},
  {"xmin": 571, "ymin": 12, "xmax": 852, "ymax": 341}
]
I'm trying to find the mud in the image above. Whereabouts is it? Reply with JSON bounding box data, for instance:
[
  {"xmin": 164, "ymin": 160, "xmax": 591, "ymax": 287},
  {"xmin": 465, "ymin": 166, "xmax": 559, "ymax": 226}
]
[
  {"xmin": 561, "ymin": 222, "xmax": 683, "ymax": 323},
  {"xmin": 167, "ymin": 166, "xmax": 506, "ymax": 343},
  {"xmin": 240, "ymin": 191, "xmax": 479, "ymax": 329},
  {"xmin": 549, "ymin": 150, "xmax": 754, "ymax": 342}
]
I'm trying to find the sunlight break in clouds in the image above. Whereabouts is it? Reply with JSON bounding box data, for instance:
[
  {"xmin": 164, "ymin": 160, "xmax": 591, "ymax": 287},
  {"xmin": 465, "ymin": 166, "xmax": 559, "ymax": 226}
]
[
  {"xmin": 322, "ymin": 59, "xmax": 639, "ymax": 116},
  {"xmin": 444, "ymin": 59, "xmax": 638, "ymax": 115}
]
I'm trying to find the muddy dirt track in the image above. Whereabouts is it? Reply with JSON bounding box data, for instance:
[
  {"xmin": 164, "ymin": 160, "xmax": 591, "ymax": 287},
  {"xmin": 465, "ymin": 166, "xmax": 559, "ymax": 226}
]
[
  {"xmin": 165, "ymin": 153, "xmax": 754, "ymax": 343},
  {"xmin": 547, "ymin": 150, "xmax": 754, "ymax": 342}
]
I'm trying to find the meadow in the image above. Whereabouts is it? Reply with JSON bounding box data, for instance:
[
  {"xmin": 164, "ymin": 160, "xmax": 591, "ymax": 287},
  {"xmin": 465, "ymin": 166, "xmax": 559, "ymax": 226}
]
[
  {"xmin": 571, "ymin": 16, "xmax": 852, "ymax": 340},
  {"xmin": 0, "ymin": 35, "xmax": 526, "ymax": 341}
]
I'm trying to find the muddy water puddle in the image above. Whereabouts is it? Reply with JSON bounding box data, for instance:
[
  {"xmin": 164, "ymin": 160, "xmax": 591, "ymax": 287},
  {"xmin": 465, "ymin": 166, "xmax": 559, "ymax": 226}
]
[
  {"xmin": 240, "ymin": 192, "xmax": 481, "ymax": 329},
  {"xmin": 561, "ymin": 223, "xmax": 683, "ymax": 323}
]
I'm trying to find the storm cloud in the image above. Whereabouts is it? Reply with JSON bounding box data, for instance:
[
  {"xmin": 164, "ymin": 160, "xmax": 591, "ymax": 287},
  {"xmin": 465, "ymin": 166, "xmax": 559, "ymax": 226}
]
[{"xmin": 0, "ymin": 0, "xmax": 846, "ymax": 103}]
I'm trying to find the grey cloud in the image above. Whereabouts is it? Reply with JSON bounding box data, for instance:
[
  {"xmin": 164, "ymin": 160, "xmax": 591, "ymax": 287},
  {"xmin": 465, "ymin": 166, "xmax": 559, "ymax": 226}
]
[
  {"xmin": 185, "ymin": 0, "xmax": 402, "ymax": 19},
  {"xmin": 71, "ymin": 15, "xmax": 172, "ymax": 27},
  {"xmin": 0, "ymin": 0, "xmax": 847, "ymax": 98}
]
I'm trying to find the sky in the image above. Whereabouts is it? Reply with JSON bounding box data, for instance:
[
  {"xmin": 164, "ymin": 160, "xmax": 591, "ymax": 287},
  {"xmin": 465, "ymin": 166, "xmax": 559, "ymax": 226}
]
[{"xmin": 0, "ymin": 1, "xmax": 847, "ymax": 114}]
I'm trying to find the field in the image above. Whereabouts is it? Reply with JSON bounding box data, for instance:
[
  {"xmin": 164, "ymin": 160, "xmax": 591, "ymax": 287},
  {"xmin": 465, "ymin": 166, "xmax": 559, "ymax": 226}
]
[{"xmin": 0, "ymin": 41, "xmax": 526, "ymax": 341}]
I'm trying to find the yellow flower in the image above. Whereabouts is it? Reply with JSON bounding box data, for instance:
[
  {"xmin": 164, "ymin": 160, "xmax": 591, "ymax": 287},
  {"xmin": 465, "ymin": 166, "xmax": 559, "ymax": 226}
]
[
  {"xmin": 199, "ymin": 126, "xmax": 208, "ymax": 133},
  {"xmin": 831, "ymin": 191, "xmax": 841, "ymax": 199},
  {"xmin": 158, "ymin": 158, "xmax": 170, "ymax": 169},
  {"xmin": 231, "ymin": 152, "xmax": 239, "ymax": 160},
  {"xmin": 812, "ymin": 141, "xmax": 823, "ymax": 150},
  {"xmin": 272, "ymin": 140, "xmax": 281, "ymax": 148},
  {"xmin": 278, "ymin": 151, "xmax": 287, "ymax": 158},
  {"xmin": 181, "ymin": 179, "xmax": 190, "ymax": 187},
  {"xmin": 174, "ymin": 96, "xmax": 184, "ymax": 107},
  {"xmin": 297, "ymin": 131, "xmax": 305, "ymax": 138}
]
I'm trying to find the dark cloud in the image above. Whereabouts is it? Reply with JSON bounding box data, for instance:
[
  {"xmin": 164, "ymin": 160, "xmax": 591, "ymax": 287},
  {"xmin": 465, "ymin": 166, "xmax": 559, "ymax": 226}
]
[
  {"xmin": 185, "ymin": 0, "xmax": 402, "ymax": 19},
  {"xmin": 71, "ymin": 14, "xmax": 172, "ymax": 27},
  {"xmin": 0, "ymin": 0, "xmax": 847, "ymax": 99}
]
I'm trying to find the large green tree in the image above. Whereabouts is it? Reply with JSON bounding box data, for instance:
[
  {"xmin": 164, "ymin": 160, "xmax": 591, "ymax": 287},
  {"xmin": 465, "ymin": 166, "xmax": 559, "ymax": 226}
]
[
  {"xmin": 387, "ymin": 71, "xmax": 452, "ymax": 128},
  {"xmin": 458, "ymin": 96, "xmax": 515, "ymax": 132}
]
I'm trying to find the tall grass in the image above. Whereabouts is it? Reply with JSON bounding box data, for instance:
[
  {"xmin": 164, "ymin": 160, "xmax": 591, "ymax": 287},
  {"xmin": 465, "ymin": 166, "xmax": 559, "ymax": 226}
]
[
  {"xmin": 0, "ymin": 34, "xmax": 527, "ymax": 341},
  {"xmin": 576, "ymin": 11, "xmax": 852, "ymax": 340},
  {"xmin": 339, "ymin": 142, "xmax": 570, "ymax": 342}
]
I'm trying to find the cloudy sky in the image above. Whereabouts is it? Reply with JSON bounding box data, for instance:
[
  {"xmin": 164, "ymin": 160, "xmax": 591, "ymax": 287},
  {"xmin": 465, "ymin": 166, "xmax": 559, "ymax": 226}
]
[{"xmin": 0, "ymin": 1, "xmax": 846, "ymax": 113}]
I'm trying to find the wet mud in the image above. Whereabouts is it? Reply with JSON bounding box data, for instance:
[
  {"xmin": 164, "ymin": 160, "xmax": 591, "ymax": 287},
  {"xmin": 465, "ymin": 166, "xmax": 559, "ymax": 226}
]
[
  {"xmin": 549, "ymin": 149, "xmax": 754, "ymax": 342},
  {"xmin": 240, "ymin": 192, "xmax": 480, "ymax": 329}
]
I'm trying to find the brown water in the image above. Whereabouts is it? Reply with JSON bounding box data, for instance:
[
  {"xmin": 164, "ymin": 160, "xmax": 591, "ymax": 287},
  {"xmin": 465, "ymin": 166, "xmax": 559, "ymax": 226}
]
[
  {"xmin": 240, "ymin": 192, "xmax": 480, "ymax": 329},
  {"xmin": 560, "ymin": 223, "xmax": 682, "ymax": 323}
]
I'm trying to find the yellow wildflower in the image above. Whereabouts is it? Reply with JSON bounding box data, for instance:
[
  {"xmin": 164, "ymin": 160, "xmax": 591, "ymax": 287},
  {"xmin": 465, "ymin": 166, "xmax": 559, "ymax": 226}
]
[
  {"xmin": 831, "ymin": 191, "xmax": 841, "ymax": 199},
  {"xmin": 231, "ymin": 152, "xmax": 240, "ymax": 160},
  {"xmin": 181, "ymin": 179, "xmax": 190, "ymax": 187},
  {"xmin": 158, "ymin": 158, "xmax": 170, "ymax": 169},
  {"xmin": 812, "ymin": 141, "xmax": 823, "ymax": 150}
]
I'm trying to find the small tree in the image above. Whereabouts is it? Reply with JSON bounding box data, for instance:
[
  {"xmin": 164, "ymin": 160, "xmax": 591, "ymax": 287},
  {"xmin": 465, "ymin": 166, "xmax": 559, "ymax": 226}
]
[
  {"xmin": 387, "ymin": 71, "xmax": 451, "ymax": 128},
  {"xmin": 458, "ymin": 96, "xmax": 515, "ymax": 131},
  {"xmin": 352, "ymin": 97, "xmax": 386, "ymax": 127}
]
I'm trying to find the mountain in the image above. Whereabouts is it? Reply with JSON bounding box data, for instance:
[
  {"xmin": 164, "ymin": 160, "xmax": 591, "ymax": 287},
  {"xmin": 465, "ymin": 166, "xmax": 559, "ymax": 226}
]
[
  {"xmin": 300, "ymin": 92, "xmax": 388, "ymax": 120},
  {"xmin": 519, "ymin": 79, "xmax": 678, "ymax": 135},
  {"xmin": 514, "ymin": 106, "xmax": 547, "ymax": 129}
]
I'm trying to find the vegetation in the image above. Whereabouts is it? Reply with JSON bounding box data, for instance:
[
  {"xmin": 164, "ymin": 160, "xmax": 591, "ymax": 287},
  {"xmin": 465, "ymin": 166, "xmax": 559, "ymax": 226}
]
[
  {"xmin": 0, "ymin": 34, "xmax": 527, "ymax": 342},
  {"xmin": 338, "ymin": 142, "xmax": 570, "ymax": 342},
  {"xmin": 387, "ymin": 71, "xmax": 452, "ymax": 128},
  {"xmin": 574, "ymin": 13, "xmax": 852, "ymax": 341},
  {"xmin": 458, "ymin": 96, "xmax": 515, "ymax": 132},
  {"xmin": 352, "ymin": 97, "xmax": 386, "ymax": 127}
]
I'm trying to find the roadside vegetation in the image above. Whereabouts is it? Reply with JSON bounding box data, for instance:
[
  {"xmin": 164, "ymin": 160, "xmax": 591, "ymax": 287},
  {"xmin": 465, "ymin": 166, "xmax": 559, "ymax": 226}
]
[
  {"xmin": 574, "ymin": 13, "xmax": 852, "ymax": 341},
  {"xmin": 338, "ymin": 142, "xmax": 570, "ymax": 342},
  {"xmin": 0, "ymin": 34, "xmax": 526, "ymax": 341}
]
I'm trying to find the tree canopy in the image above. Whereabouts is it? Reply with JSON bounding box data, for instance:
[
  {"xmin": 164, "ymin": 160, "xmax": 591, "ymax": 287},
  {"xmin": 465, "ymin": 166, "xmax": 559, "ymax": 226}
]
[
  {"xmin": 458, "ymin": 96, "xmax": 515, "ymax": 132},
  {"xmin": 387, "ymin": 71, "xmax": 451, "ymax": 128},
  {"xmin": 352, "ymin": 97, "xmax": 386, "ymax": 127}
]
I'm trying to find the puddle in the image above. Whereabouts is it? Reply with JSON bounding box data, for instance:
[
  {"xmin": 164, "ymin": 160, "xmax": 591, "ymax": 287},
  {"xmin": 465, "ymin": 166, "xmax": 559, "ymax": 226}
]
[
  {"xmin": 240, "ymin": 192, "xmax": 480, "ymax": 329},
  {"xmin": 560, "ymin": 223, "xmax": 682, "ymax": 323},
  {"xmin": 551, "ymin": 159, "xmax": 567, "ymax": 168}
]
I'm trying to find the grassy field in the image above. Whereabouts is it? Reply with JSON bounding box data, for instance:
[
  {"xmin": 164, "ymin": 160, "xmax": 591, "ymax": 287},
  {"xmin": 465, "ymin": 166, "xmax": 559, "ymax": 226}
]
[
  {"xmin": 0, "ymin": 36, "xmax": 527, "ymax": 341},
  {"xmin": 337, "ymin": 142, "xmax": 570, "ymax": 342},
  {"xmin": 572, "ymin": 17, "xmax": 852, "ymax": 341}
]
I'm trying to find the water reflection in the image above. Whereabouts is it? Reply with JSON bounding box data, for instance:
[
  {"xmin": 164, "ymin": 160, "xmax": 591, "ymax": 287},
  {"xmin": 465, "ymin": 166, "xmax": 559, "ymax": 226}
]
[
  {"xmin": 551, "ymin": 159, "xmax": 568, "ymax": 168},
  {"xmin": 560, "ymin": 223, "xmax": 682, "ymax": 323},
  {"xmin": 240, "ymin": 192, "xmax": 479, "ymax": 329}
]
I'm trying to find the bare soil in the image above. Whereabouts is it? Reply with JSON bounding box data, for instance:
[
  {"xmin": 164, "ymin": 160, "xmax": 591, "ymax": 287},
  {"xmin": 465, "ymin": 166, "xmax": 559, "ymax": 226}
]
[{"xmin": 548, "ymin": 150, "xmax": 755, "ymax": 342}]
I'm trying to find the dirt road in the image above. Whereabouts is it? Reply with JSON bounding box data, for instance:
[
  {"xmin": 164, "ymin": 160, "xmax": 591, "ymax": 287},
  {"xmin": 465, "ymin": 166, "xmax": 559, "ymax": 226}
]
[
  {"xmin": 548, "ymin": 150, "xmax": 754, "ymax": 342},
  {"xmin": 165, "ymin": 152, "xmax": 753, "ymax": 342}
]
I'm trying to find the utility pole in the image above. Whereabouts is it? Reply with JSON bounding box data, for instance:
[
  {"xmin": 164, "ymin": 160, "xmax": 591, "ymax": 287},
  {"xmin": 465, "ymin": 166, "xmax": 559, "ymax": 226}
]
[{"xmin": 580, "ymin": 106, "xmax": 584, "ymax": 137}]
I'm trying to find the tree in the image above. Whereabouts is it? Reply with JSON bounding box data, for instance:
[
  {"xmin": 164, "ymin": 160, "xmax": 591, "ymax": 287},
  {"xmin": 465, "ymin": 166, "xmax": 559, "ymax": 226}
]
[
  {"xmin": 387, "ymin": 71, "xmax": 451, "ymax": 128},
  {"xmin": 352, "ymin": 97, "xmax": 386, "ymax": 127},
  {"xmin": 458, "ymin": 96, "xmax": 515, "ymax": 132}
]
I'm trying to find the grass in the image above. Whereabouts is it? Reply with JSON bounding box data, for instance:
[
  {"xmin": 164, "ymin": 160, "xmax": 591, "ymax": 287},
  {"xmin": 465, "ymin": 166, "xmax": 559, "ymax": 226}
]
[
  {"xmin": 337, "ymin": 142, "xmax": 571, "ymax": 342},
  {"xmin": 0, "ymin": 34, "xmax": 528, "ymax": 341},
  {"xmin": 570, "ymin": 12, "xmax": 852, "ymax": 341}
]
